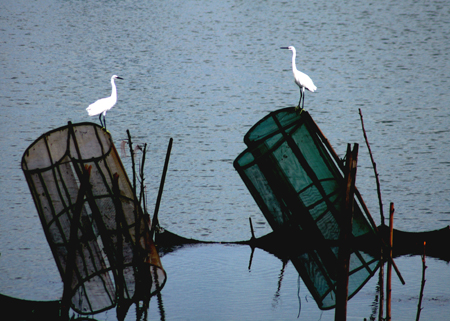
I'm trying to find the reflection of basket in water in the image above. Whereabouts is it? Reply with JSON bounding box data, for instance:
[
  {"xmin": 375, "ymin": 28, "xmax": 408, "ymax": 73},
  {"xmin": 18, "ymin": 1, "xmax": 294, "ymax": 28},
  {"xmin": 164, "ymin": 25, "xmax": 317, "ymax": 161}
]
[{"xmin": 21, "ymin": 122, "xmax": 166, "ymax": 316}]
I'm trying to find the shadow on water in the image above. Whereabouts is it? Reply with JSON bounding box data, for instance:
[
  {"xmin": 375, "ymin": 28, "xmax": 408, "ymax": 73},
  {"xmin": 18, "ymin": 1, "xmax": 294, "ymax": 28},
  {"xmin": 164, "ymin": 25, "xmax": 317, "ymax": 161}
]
[
  {"xmin": 151, "ymin": 223, "xmax": 449, "ymax": 321},
  {"xmin": 1, "ymin": 224, "xmax": 448, "ymax": 321}
]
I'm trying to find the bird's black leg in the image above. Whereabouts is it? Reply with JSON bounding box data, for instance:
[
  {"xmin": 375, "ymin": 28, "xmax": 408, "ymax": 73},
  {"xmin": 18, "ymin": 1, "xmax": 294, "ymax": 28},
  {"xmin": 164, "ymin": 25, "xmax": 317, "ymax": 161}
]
[
  {"xmin": 103, "ymin": 114, "xmax": 107, "ymax": 131},
  {"xmin": 297, "ymin": 89, "xmax": 303, "ymax": 110},
  {"xmin": 299, "ymin": 88, "xmax": 306, "ymax": 113},
  {"xmin": 302, "ymin": 92, "xmax": 305, "ymax": 111},
  {"xmin": 98, "ymin": 114, "xmax": 104, "ymax": 128}
]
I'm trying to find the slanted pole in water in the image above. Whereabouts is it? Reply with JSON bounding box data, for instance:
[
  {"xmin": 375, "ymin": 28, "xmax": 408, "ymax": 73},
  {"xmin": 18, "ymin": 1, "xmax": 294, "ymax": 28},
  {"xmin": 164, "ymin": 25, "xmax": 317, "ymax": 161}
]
[
  {"xmin": 386, "ymin": 203, "xmax": 394, "ymax": 321},
  {"xmin": 335, "ymin": 143, "xmax": 358, "ymax": 321},
  {"xmin": 151, "ymin": 138, "xmax": 173, "ymax": 238},
  {"xmin": 359, "ymin": 108, "xmax": 385, "ymax": 225}
]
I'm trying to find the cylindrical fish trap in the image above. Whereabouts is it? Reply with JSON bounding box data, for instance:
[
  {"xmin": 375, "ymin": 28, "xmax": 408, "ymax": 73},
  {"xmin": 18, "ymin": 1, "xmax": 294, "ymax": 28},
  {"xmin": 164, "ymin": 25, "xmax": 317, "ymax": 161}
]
[
  {"xmin": 234, "ymin": 108, "xmax": 379, "ymax": 309},
  {"xmin": 21, "ymin": 122, "xmax": 166, "ymax": 315}
]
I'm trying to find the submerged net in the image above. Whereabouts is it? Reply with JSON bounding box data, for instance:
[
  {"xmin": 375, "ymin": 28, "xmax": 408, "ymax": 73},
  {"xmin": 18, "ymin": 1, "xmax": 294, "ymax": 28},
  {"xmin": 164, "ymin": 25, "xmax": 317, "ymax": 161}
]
[
  {"xmin": 234, "ymin": 108, "xmax": 379, "ymax": 309},
  {"xmin": 21, "ymin": 122, "xmax": 166, "ymax": 315}
]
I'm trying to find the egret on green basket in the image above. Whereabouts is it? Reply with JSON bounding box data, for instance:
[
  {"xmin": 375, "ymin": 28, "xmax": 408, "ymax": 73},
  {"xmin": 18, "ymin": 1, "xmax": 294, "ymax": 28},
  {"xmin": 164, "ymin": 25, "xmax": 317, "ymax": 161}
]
[
  {"xmin": 281, "ymin": 46, "xmax": 316, "ymax": 111},
  {"xmin": 86, "ymin": 75, "xmax": 123, "ymax": 130}
]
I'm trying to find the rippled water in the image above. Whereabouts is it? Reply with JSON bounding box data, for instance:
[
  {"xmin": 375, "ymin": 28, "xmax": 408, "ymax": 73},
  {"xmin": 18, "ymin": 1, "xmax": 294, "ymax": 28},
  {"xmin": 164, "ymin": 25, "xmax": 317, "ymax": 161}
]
[{"xmin": 1, "ymin": 0, "xmax": 450, "ymax": 320}]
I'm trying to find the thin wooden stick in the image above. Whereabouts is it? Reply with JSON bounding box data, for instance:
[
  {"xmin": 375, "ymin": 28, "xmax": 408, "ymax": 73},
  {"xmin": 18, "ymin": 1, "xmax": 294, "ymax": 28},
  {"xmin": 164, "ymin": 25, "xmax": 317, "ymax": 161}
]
[
  {"xmin": 335, "ymin": 143, "xmax": 358, "ymax": 321},
  {"xmin": 136, "ymin": 143, "xmax": 147, "ymax": 263},
  {"xmin": 249, "ymin": 217, "xmax": 256, "ymax": 240},
  {"xmin": 151, "ymin": 138, "xmax": 173, "ymax": 238},
  {"xmin": 378, "ymin": 260, "xmax": 384, "ymax": 321},
  {"xmin": 359, "ymin": 108, "xmax": 385, "ymax": 225},
  {"xmin": 138, "ymin": 143, "xmax": 148, "ymax": 211},
  {"xmin": 386, "ymin": 203, "xmax": 394, "ymax": 320},
  {"xmin": 127, "ymin": 130, "xmax": 137, "ymax": 196},
  {"xmin": 416, "ymin": 242, "xmax": 427, "ymax": 321}
]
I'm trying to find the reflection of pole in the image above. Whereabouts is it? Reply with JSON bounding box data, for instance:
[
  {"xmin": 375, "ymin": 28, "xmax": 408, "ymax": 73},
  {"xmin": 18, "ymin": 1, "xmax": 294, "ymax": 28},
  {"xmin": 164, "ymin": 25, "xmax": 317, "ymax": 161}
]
[
  {"xmin": 378, "ymin": 252, "xmax": 384, "ymax": 321},
  {"xmin": 335, "ymin": 143, "xmax": 358, "ymax": 321},
  {"xmin": 416, "ymin": 241, "xmax": 427, "ymax": 321},
  {"xmin": 248, "ymin": 217, "xmax": 256, "ymax": 270},
  {"xmin": 386, "ymin": 203, "xmax": 394, "ymax": 320}
]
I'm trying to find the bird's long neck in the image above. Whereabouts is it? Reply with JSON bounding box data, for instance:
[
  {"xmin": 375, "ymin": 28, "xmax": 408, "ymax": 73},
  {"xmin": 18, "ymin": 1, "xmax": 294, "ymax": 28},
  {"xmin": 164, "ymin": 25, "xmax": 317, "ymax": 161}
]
[
  {"xmin": 111, "ymin": 78, "xmax": 117, "ymax": 101},
  {"xmin": 291, "ymin": 49, "xmax": 297, "ymax": 72}
]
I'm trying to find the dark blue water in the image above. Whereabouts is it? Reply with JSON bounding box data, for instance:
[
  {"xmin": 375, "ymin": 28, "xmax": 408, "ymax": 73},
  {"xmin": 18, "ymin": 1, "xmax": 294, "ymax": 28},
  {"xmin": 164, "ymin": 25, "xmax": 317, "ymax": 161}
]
[{"xmin": 1, "ymin": 0, "xmax": 450, "ymax": 319}]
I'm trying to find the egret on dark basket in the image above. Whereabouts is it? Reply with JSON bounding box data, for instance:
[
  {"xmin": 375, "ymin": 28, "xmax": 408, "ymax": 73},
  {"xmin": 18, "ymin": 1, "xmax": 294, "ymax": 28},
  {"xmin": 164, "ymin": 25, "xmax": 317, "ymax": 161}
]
[
  {"xmin": 281, "ymin": 46, "xmax": 316, "ymax": 111},
  {"xmin": 86, "ymin": 75, "xmax": 123, "ymax": 130}
]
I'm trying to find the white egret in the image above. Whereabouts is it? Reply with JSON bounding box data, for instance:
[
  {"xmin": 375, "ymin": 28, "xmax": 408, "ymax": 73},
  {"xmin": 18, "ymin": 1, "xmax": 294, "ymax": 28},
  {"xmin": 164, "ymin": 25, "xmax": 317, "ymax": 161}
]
[
  {"xmin": 86, "ymin": 75, "xmax": 123, "ymax": 130},
  {"xmin": 281, "ymin": 46, "xmax": 316, "ymax": 111}
]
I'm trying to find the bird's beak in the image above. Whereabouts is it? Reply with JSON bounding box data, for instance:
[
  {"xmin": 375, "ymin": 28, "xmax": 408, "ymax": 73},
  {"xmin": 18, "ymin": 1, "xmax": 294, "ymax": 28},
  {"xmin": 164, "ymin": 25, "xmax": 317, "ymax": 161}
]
[
  {"xmin": 280, "ymin": 47, "xmax": 289, "ymax": 49},
  {"xmin": 117, "ymin": 77, "xmax": 124, "ymax": 80}
]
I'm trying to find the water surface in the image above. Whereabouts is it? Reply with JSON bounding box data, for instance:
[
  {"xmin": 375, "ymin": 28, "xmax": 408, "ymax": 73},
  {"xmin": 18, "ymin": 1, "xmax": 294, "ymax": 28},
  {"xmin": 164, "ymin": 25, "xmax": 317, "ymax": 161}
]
[{"xmin": 1, "ymin": 0, "xmax": 450, "ymax": 320}]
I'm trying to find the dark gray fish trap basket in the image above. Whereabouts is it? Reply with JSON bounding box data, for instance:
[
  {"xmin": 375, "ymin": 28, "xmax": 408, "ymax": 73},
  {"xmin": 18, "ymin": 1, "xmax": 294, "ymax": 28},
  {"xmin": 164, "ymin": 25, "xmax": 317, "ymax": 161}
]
[
  {"xmin": 21, "ymin": 122, "xmax": 166, "ymax": 315},
  {"xmin": 234, "ymin": 108, "xmax": 380, "ymax": 309}
]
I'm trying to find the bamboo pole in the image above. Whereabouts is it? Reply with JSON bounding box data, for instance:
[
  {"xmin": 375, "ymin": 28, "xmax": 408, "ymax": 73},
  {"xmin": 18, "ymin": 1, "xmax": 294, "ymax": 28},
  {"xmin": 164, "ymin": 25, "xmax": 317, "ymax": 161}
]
[
  {"xmin": 249, "ymin": 217, "xmax": 256, "ymax": 240},
  {"xmin": 386, "ymin": 203, "xmax": 394, "ymax": 320},
  {"xmin": 126, "ymin": 130, "xmax": 137, "ymax": 196},
  {"xmin": 359, "ymin": 109, "xmax": 385, "ymax": 225},
  {"xmin": 335, "ymin": 143, "xmax": 358, "ymax": 321},
  {"xmin": 151, "ymin": 138, "xmax": 173, "ymax": 238},
  {"xmin": 378, "ymin": 258, "xmax": 384, "ymax": 321},
  {"xmin": 136, "ymin": 143, "xmax": 147, "ymax": 250},
  {"xmin": 138, "ymin": 143, "xmax": 148, "ymax": 211}
]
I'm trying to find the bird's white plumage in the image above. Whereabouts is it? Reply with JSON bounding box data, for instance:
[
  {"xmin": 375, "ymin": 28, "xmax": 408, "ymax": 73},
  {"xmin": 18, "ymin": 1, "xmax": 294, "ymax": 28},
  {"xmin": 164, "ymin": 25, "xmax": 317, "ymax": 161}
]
[
  {"xmin": 293, "ymin": 69, "xmax": 316, "ymax": 93},
  {"xmin": 281, "ymin": 46, "xmax": 316, "ymax": 110},
  {"xmin": 86, "ymin": 95, "xmax": 115, "ymax": 116},
  {"xmin": 86, "ymin": 75, "xmax": 123, "ymax": 129}
]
